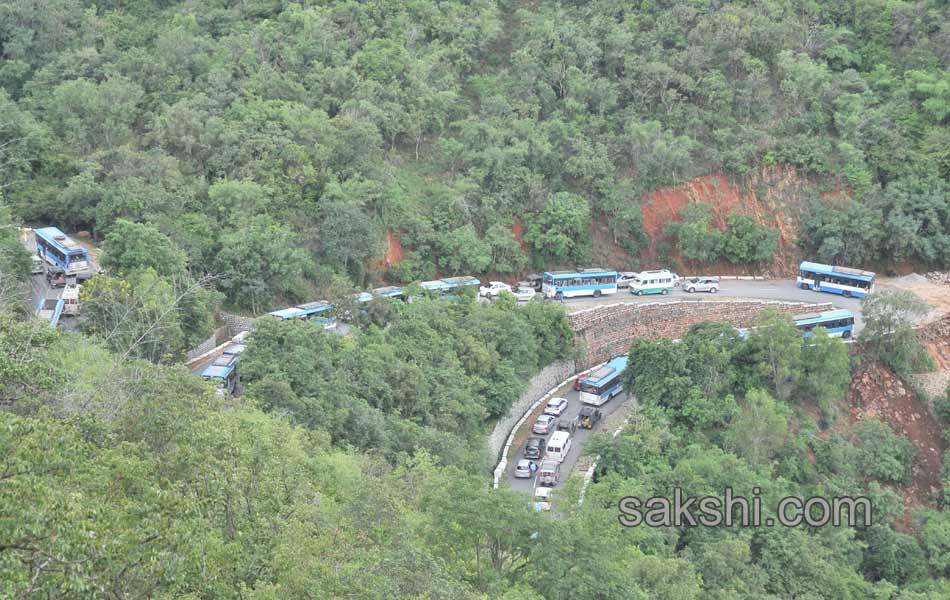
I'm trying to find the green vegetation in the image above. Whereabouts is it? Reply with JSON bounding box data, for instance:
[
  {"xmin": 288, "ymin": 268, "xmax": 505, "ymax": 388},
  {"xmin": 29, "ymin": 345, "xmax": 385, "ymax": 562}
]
[
  {"xmin": 3, "ymin": 0, "xmax": 950, "ymax": 597},
  {"xmin": 0, "ymin": 205, "xmax": 30, "ymax": 313},
  {"xmin": 592, "ymin": 316, "xmax": 948, "ymax": 597},
  {"xmin": 240, "ymin": 294, "xmax": 573, "ymax": 463},
  {"xmin": 665, "ymin": 203, "xmax": 780, "ymax": 266},
  {"xmin": 861, "ymin": 288, "xmax": 936, "ymax": 375}
]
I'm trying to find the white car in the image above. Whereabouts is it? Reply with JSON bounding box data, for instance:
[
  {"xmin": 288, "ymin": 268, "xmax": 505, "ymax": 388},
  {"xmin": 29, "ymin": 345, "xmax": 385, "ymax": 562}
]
[
  {"xmin": 534, "ymin": 486, "xmax": 553, "ymax": 511},
  {"xmin": 515, "ymin": 459, "xmax": 534, "ymax": 479},
  {"xmin": 543, "ymin": 397, "xmax": 569, "ymax": 417},
  {"xmin": 511, "ymin": 283, "xmax": 536, "ymax": 302},
  {"xmin": 479, "ymin": 281, "xmax": 512, "ymax": 297},
  {"xmin": 671, "ymin": 273, "xmax": 681, "ymax": 287},
  {"xmin": 617, "ymin": 272, "xmax": 637, "ymax": 288}
]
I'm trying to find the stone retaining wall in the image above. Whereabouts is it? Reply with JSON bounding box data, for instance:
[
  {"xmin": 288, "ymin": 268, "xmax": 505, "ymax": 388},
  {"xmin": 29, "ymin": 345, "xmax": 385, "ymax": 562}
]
[
  {"xmin": 185, "ymin": 326, "xmax": 228, "ymax": 362},
  {"xmin": 569, "ymin": 299, "xmax": 834, "ymax": 369},
  {"xmin": 219, "ymin": 310, "xmax": 256, "ymax": 336},
  {"xmin": 487, "ymin": 359, "xmax": 575, "ymax": 458}
]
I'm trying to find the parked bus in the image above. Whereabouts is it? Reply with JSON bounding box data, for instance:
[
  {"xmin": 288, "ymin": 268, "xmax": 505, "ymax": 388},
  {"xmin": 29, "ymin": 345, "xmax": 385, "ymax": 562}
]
[
  {"xmin": 737, "ymin": 309, "xmax": 855, "ymax": 340},
  {"xmin": 542, "ymin": 269, "xmax": 618, "ymax": 300},
  {"xmin": 793, "ymin": 309, "xmax": 855, "ymax": 339},
  {"xmin": 201, "ymin": 351, "xmax": 239, "ymax": 396},
  {"xmin": 419, "ymin": 276, "xmax": 480, "ymax": 296},
  {"xmin": 629, "ymin": 270, "xmax": 676, "ymax": 296},
  {"xmin": 796, "ymin": 261, "xmax": 875, "ymax": 298},
  {"xmin": 34, "ymin": 227, "xmax": 92, "ymax": 278},
  {"xmin": 268, "ymin": 301, "xmax": 337, "ymax": 329},
  {"xmin": 578, "ymin": 355, "xmax": 628, "ymax": 406}
]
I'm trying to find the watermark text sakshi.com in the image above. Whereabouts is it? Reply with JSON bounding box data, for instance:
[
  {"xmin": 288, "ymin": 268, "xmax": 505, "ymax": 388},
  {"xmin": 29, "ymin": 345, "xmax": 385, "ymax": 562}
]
[{"xmin": 618, "ymin": 488, "xmax": 872, "ymax": 528}]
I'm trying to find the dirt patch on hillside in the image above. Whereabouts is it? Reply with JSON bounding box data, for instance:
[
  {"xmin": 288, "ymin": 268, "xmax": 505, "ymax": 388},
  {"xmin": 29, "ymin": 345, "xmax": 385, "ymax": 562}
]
[
  {"xmin": 591, "ymin": 214, "xmax": 638, "ymax": 270},
  {"xmin": 919, "ymin": 313, "xmax": 950, "ymax": 371},
  {"xmin": 511, "ymin": 220, "xmax": 528, "ymax": 253},
  {"xmin": 374, "ymin": 231, "xmax": 404, "ymax": 271},
  {"xmin": 847, "ymin": 363, "xmax": 947, "ymax": 528},
  {"xmin": 633, "ymin": 166, "xmax": 817, "ymax": 276},
  {"xmin": 877, "ymin": 277, "xmax": 950, "ymax": 325}
]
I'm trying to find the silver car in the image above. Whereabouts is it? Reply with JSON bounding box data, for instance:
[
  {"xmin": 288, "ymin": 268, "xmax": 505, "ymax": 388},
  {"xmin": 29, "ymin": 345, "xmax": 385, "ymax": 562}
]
[
  {"xmin": 543, "ymin": 397, "xmax": 568, "ymax": 417},
  {"xmin": 617, "ymin": 272, "xmax": 637, "ymax": 288},
  {"xmin": 684, "ymin": 276, "xmax": 720, "ymax": 293},
  {"xmin": 533, "ymin": 414, "xmax": 558, "ymax": 434},
  {"xmin": 515, "ymin": 459, "xmax": 534, "ymax": 479}
]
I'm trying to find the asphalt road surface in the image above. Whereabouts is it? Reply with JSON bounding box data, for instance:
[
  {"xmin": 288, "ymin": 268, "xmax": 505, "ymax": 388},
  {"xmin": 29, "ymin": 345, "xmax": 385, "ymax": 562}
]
[
  {"xmin": 506, "ymin": 379, "xmax": 631, "ymax": 497},
  {"xmin": 561, "ymin": 278, "xmax": 866, "ymax": 334}
]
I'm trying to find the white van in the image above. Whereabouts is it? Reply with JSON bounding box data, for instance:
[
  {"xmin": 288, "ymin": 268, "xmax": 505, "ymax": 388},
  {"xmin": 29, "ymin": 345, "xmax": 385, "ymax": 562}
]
[
  {"xmin": 545, "ymin": 431, "xmax": 572, "ymax": 464},
  {"xmin": 629, "ymin": 269, "xmax": 676, "ymax": 296}
]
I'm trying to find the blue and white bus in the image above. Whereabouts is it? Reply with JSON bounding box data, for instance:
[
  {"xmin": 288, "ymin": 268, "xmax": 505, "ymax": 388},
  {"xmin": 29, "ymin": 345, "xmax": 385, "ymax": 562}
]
[
  {"xmin": 793, "ymin": 309, "xmax": 855, "ymax": 339},
  {"xmin": 542, "ymin": 269, "xmax": 618, "ymax": 300},
  {"xmin": 201, "ymin": 350, "xmax": 240, "ymax": 396},
  {"xmin": 578, "ymin": 355, "xmax": 628, "ymax": 406},
  {"xmin": 737, "ymin": 308, "xmax": 856, "ymax": 340},
  {"xmin": 419, "ymin": 276, "xmax": 480, "ymax": 295},
  {"xmin": 797, "ymin": 261, "xmax": 875, "ymax": 298},
  {"xmin": 34, "ymin": 227, "xmax": 91, "ymax": 278},
  {"xmin": 268, "ymin": 301, "xmax": 337, "ymax": 329}
]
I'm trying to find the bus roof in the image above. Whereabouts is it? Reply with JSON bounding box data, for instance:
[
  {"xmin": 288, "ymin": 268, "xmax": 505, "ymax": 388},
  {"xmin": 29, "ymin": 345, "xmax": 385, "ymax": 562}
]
[
  {"xmin": 296, "ymin": 301, "xmax": 331, "ymax": 316},
  {"xmin": 212, "ymin": 353, "xmax": 239, "ymax": 367},
  {"xmin": 35, "ymin": 227, "xmax": 88, "ymax": 254},
  {"xmin": 223, "ymin": 344, "xmax": 246, "ymax": 355},
  {"xmin": 374, "ymin": 286, "xmax": 403, "ymax": 297},
  {"xmin": 440, "ymin": 276, "xmax": 481, "ymax": 287},
  {"xmin": 356, "ymin": 291, "xmax": 374, "ymax": 303},
  {"xmin": 800, "ymin": 261, "xmax": 875, "ymax": 282},
  {"xmin": 793, "ymin": 309, "xmax": 853, "ymax": 325},
  {"xmin": 269, "ymin": 307, "xmax": 305, "ymax": 320},
  {"xmin": 420, "ymin": 279, "xmax": 451, "ymax": 291},
  {"xmin": 201, "ymin": 364, "xmax": 234, "ymax": 379},
  {"xmin": 581, "ymin": 355, "xmax": 628, "ymax": 385},
  {"xmin": 544, "ymin": 269, "xmax": 617, "ymax": 279}
]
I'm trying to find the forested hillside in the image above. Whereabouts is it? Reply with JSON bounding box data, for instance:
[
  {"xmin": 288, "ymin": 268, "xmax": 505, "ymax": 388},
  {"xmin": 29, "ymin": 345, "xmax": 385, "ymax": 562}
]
[
  {"xmin": 4, "ymin": 1, "xmax": 950, "ymax": 598},
  {"xmin": 2, "ymin": 0, "xmax": 948, "ymax": 310}
]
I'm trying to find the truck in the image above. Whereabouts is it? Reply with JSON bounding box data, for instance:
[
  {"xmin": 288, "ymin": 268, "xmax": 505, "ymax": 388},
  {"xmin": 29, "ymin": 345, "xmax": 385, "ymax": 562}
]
[
  {"xmin": 35, "ymin": 295, "xmax": 65, "ymax": 328},
  {"xmin": 60, "ymin": 278, "xmax": 81, "ymax": 316}
]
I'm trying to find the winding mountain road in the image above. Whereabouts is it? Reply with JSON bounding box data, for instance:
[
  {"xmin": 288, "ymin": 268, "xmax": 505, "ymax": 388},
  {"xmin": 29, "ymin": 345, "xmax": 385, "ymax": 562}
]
[{"xmin": 502, "ymin": 278, "xmax": 867, "ymax": 499}]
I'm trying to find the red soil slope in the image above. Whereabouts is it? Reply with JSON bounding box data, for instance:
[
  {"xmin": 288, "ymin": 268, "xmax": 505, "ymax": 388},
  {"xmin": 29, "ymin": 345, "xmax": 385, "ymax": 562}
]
[
  {"xmin": 631, "ymin": 167, "xmax": 821, "ymax": 275},
  {"xmin": 847, "ymin": 363, "xmax": 948, "ymax": 528}
]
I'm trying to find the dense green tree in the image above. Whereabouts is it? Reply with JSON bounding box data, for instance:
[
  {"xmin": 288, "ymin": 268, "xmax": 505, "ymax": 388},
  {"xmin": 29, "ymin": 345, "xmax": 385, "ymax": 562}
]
[
  {"xmin": 874, "ymin": 176, "xmax": 950, "ymax": 266},
  {"xmin": 722, "ymin": 388, "xmax": 790, "ymax": 467},
  {"xmin": 100, "ymin": 219, "xmax": 187, "ymax": 278},
  {"xmin": 524, "ymin": 191, "xmax": 591, "ymax": 266},
  {"xmin": 853, "ymin": 418, "xmax": 916, "ymax": 485},
  {"xmin": 799, "ymin": 197, "xmax": 884, "ymax": 266},
  {"xmin": 213, "ymin": 216, "xmax": 313, "ymax": 312},
  {"xmin": 0, "ymin": 204, "xmax": 30, "ymax": 312},
  {"xmin": 740, "ymin": 308, "xmax": 804, "ymax": 403},
  {"xmin": 861, "ymin": 289, "xmax": 935, "ymax": 375},
  {"xmin": 799, "ymin": 327, "xmax": 852, "ymax": 425},
  {"xmin": 720, "ymin": 214, "xmax": 779, "ymax": 265},
  {"xmin": 667, "ymin": 203, "xmax": 723, "ymax": 264}
]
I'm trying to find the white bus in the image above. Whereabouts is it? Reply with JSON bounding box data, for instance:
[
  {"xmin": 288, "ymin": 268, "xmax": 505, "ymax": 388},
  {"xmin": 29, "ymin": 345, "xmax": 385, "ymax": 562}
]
[{"xmin": 542, "ymin": 269, "xmax": 618, "ymax": 300}]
